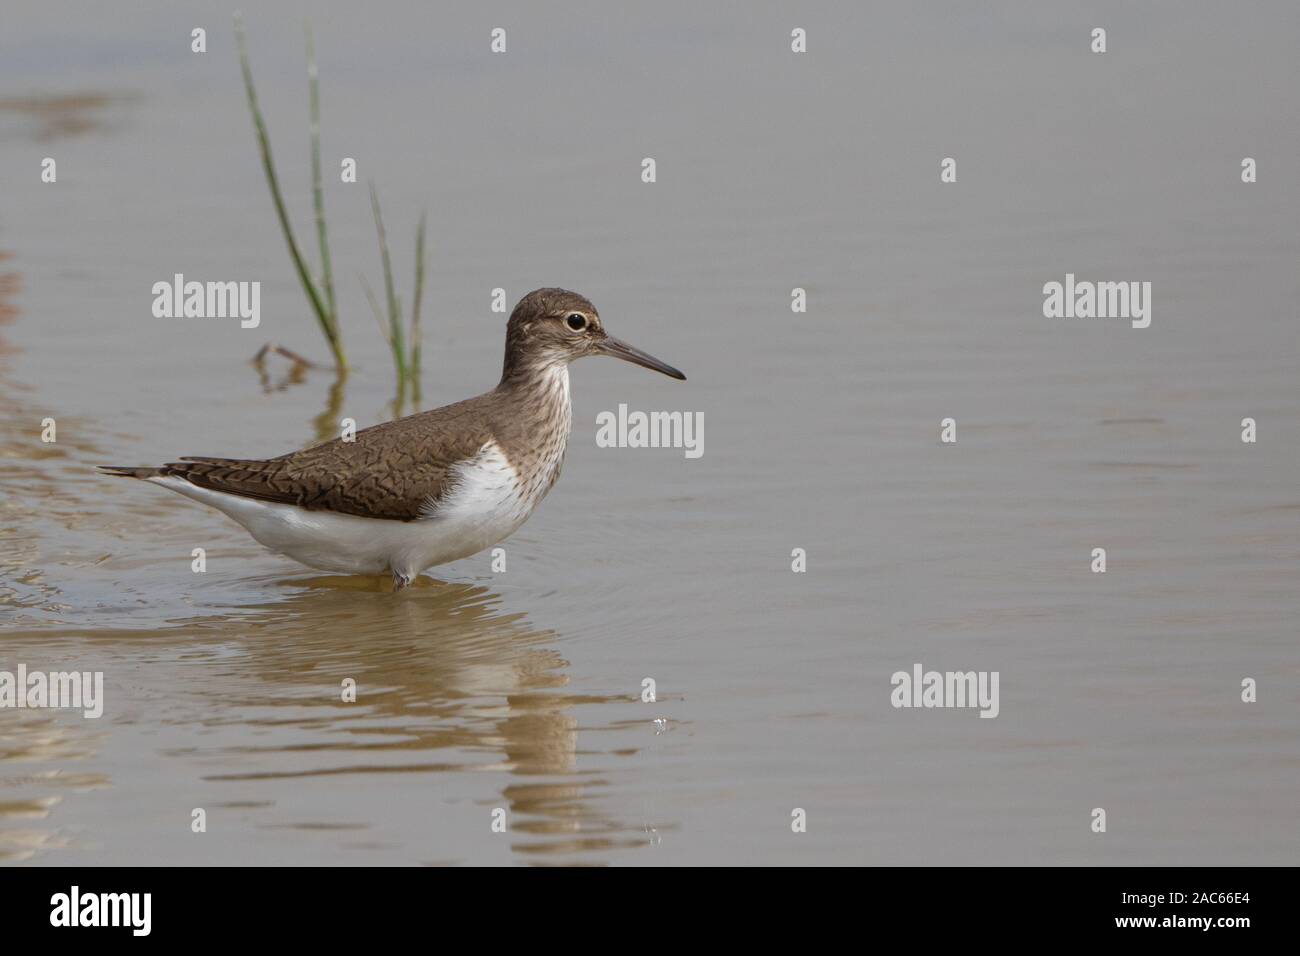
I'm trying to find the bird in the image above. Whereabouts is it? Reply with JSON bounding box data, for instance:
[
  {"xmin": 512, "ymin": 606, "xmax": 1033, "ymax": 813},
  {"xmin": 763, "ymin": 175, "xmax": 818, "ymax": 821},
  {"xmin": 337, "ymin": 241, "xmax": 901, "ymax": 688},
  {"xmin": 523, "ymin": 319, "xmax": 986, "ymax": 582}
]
[{"xmin": 101, "ymin": 288, "xmax": 685, "ymax": 590}]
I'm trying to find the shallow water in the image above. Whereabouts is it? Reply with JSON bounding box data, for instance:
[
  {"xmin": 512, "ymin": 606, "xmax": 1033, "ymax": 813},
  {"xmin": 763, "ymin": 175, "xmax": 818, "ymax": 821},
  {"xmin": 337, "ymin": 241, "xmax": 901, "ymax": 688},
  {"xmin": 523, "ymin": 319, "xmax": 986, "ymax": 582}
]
[{"xmin": 1, "ymin": 1, "xmax": 1297, "ymax": 864}]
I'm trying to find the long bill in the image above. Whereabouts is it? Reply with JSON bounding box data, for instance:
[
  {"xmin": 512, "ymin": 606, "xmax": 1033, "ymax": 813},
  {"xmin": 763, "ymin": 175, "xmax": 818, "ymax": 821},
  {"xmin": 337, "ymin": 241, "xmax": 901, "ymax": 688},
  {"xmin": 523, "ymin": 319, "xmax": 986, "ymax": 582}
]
[{"xmin": 596, "ymin": 335, "xmax": 686, "ymax": 380}]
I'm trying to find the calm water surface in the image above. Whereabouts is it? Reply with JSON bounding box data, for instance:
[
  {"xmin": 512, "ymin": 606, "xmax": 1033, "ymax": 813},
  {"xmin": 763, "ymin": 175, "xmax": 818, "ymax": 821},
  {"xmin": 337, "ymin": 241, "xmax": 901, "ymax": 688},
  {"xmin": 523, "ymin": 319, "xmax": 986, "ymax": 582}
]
[{"xmin": 1, "ymin": 1, "xmax": 1297, "ymax": 864}]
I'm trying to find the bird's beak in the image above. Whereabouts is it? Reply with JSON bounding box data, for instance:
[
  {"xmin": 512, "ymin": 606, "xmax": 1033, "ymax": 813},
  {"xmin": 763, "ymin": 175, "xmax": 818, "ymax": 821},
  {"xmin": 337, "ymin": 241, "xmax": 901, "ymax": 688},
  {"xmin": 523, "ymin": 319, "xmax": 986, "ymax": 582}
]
[{"xmin": 596, "ymin": 334, "xmax": 687, "ymax": 381}]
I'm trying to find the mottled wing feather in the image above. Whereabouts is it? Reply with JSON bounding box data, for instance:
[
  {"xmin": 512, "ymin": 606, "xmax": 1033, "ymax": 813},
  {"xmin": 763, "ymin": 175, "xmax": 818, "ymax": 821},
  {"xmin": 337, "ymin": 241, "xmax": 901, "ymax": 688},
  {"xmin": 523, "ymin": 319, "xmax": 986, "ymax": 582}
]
[{"xmin": 163, "ymin": 400, "xmax": 494, "ymax": 521}]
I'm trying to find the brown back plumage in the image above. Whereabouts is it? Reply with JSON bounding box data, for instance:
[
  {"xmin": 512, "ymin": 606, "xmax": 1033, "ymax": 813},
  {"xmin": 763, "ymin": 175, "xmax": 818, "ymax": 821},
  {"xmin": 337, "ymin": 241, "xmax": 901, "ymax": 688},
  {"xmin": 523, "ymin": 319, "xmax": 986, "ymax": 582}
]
[{"xmin": 134, "ymin": 393, "xmax": 496, "ymax": 520}]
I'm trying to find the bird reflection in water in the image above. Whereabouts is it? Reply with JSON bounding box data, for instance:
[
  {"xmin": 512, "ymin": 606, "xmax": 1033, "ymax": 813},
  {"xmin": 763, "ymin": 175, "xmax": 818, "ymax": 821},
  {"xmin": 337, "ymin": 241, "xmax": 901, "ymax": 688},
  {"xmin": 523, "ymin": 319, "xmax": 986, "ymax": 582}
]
[{"xmin": 187, "ymin": 576, "xmax": 649, "ymax": 862}]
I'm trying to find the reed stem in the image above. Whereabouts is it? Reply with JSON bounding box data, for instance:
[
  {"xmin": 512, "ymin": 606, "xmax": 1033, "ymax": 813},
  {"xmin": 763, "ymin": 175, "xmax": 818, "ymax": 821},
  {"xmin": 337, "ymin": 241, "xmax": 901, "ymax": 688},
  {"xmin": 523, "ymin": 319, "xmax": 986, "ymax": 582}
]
[
  {"xmin": 409, "ymin": 210, "xmax": 427, "ymax": 406},
  {"xmin": 369, "ymin": 183, "xmax": 407, "ymax": 386},
  {"xmin": 305, "ymin": 23, "xmax": 339, "ymax": 343},
  {"xmin": 234, "ymin": 14, "xmax": 346, "ymax": 370}
]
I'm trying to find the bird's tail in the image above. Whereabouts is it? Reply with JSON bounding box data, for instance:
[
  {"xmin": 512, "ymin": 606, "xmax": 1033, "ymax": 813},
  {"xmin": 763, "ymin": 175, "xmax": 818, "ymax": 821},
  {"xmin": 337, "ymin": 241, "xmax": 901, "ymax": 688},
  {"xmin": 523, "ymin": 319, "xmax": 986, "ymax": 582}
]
[{"xmin": 98, "ymin": 465, "xmax": 166, "ymax": 479}]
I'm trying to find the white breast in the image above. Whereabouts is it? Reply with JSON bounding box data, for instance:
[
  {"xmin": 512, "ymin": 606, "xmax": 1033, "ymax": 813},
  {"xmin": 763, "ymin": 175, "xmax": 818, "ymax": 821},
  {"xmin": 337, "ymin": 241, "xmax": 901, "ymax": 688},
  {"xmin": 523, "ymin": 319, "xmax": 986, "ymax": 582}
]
[
  {"xmin": 421, "ymin": 440, "xmax": 539, "ymax": 557},
  {"xmin": 428, "ymin": 367, "xmax": 570, "ymax": 551}
]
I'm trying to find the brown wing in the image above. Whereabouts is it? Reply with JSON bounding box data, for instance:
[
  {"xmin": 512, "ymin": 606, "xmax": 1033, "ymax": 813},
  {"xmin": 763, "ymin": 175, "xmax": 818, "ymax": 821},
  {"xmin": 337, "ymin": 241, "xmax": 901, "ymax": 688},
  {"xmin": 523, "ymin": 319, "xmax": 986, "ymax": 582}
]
[{"xmin": 160, "ymin": 398, "xmax": 495, "ymax": 521}]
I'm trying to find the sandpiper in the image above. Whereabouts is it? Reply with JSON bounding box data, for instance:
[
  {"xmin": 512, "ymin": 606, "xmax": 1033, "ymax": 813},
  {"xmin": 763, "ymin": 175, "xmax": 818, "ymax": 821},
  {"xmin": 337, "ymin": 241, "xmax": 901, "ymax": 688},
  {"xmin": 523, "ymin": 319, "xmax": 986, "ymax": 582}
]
[{"xmin": 101, "ymin": 288, "xmax": 685, "ymax": 589}]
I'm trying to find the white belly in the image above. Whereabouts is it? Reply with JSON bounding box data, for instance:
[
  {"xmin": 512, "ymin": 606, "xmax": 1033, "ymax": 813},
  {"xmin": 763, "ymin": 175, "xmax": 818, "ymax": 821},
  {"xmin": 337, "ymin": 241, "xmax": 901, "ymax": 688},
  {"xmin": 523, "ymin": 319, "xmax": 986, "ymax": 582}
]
[{"xmin": 149, "ymin": 441, "xmax": 546, "ymax": 578}]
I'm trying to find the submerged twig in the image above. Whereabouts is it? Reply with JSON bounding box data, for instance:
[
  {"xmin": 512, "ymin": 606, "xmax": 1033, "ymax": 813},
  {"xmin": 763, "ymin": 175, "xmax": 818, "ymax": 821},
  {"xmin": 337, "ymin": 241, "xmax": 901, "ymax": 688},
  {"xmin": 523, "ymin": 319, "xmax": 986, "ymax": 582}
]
[
  {"xmin": 251, "ymin": 342, "xmax": 319, "ymax": 393},
  {"xmin": 252, "ymin": 342, "xmax": 322, "ymax": 369}
]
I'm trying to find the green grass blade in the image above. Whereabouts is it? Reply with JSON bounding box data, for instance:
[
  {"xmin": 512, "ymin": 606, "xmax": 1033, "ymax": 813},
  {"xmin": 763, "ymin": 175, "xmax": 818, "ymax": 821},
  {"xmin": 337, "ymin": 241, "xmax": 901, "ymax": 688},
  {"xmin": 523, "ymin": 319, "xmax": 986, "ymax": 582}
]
[
  {"xmin": 235, "ymin": 14, "xmax": 346, "ymax": 369},
  {"xmin": 369, "ymin": 182, "xmax": 405, "ymax": 379},
  {"xmin": 305, "ymin": 22, "xmax": 338, "ymax": 340},
  {"xmin": 409, "ymin": 210, "xmax": 427, "ymax": 405}
]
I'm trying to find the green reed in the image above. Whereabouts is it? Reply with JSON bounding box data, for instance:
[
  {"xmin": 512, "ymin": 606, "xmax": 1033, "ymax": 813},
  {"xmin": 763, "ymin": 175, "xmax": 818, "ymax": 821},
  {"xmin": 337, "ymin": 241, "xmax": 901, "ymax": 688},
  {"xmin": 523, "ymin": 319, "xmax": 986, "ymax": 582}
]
[
  {"xmin": 236, "ymin": 16, "xmax": 430, "ymax": 409},
  {"xmin": 234, "ymin": 14, "xmax": 344, "ymax": 369},
  {"xmin": 365, "ymin": 185, "xmax": 428, "ymax": 410}
]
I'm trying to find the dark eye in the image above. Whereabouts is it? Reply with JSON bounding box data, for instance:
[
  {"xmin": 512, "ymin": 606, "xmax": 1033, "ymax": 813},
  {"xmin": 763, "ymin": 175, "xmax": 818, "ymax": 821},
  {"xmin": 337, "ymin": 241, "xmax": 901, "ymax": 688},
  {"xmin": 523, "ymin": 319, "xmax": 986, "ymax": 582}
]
[{"xmin": 565, "ymin": 313, "xmax": 587, "ymax": 331}]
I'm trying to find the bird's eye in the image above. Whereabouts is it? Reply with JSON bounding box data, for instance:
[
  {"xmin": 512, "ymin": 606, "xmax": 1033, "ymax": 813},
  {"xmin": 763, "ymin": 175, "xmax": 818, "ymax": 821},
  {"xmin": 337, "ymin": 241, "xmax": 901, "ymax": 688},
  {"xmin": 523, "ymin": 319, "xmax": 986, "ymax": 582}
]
[{"xmin": 565, "ymin": 313, "xmax": 587, "ymax": 331}]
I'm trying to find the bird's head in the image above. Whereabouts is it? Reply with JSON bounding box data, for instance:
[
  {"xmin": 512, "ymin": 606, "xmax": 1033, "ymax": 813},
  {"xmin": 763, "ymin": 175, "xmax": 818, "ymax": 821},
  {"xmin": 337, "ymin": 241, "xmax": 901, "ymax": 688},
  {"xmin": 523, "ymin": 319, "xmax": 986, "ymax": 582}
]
[{"xmin": 503, "ymin": 288, "xmax": 686, "ymax": 382}]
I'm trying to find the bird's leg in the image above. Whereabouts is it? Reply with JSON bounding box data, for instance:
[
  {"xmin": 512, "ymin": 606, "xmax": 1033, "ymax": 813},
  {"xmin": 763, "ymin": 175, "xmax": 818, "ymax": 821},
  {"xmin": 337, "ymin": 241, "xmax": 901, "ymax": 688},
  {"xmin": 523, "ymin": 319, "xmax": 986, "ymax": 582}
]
[{"xmin": 391, "ymin": 570, "xmax": 414, "ymax": 592}]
